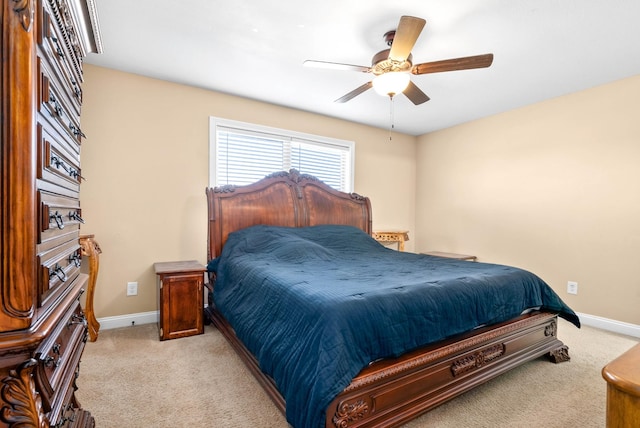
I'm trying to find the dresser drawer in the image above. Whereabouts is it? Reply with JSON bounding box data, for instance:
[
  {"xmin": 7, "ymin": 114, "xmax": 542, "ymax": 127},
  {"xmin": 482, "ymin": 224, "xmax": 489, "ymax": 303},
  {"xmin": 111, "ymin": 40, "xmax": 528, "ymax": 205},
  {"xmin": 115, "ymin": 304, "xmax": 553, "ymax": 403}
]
[
  {"xmin": 37, "ymin": 123, "xmax": 82, "ymax": 197},
  {"xmin": 34, "ymin": 284, "xmax": 88, "ymax": 424},
  {"xmin": 37, "ymin": 1, "xmax": 83, "ymax": 116},
  {"xmin": 38, "ymin": 190, "xmax": 82, "ymax": 254},
  {"xmin": 38, "ymin": 57, "xmax": 84, "ymax": 147},
  {"xmin": 38, "ymin": 240, "xmax": 82, "ymax": 309}
]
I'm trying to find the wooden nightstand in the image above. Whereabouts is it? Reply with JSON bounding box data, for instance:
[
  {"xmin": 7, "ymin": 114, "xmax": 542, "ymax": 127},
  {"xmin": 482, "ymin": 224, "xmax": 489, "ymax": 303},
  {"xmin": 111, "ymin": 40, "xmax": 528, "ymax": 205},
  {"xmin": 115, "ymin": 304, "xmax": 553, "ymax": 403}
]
[
  {"xmin": 373, "ymin": 230, "xmax": 409, "ymax": 251},
  {"xmin": 422, "ymin": 251, "xmax": 477, "ymax": 261},
  {"xmin": 154, "ymin": 260, "xmax": 205, "ymax": 341}
]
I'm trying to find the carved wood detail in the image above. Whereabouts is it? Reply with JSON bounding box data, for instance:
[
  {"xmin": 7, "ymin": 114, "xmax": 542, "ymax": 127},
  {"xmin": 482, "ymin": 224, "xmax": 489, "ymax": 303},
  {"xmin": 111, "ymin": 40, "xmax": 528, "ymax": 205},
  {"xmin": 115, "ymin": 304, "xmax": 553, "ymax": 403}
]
[
  {"xmin": 451, "ymin": 343, "xmax": 505, "ymax": 377},
  {"xmin": 549, "ymin": 345, "xmax": 571, "ymax": 363},
  {"xmin": 0, "ymin": 360, "xmax": 49, "ymax": 427},
  {"xmin": 345, "ymin": 314, "xmax": 553, "ymax": 392},
  {"xmin": 46, "ymin": 0, "xmax": 83, "ymax": 75},
  {"xmin": 544, "ymin": 320, "xmax": 557, "ymax": 337},
  {"xmin": 12, "ymin": 0, "xmax": 34, "ymax": 31},
  {"xmin": 265, "ymin": 168, "xmax": 319, "ymax": 183},
  {"xmin": 2, "ymin": 0, "xmax": 38, "ymax": 327},
  {"xmin": 213, "ymin": 184, "xmax": 236, "ymax": 193},
  {"xmin": 79, "ymin": 235, "xmax": 102, "ymax": 341},
  {"xmin": 214, "ymin": 170, "xmax": 367, "ymax": 202},
  {"xmin": 332, "ymin": 398, "xmax": 370, "ymax": 428}
]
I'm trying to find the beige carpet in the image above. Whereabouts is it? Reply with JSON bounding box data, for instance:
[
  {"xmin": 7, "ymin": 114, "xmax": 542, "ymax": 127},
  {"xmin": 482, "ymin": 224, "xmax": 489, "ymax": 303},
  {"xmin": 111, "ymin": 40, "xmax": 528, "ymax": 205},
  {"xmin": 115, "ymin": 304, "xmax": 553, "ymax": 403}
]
[{"xmin": 76, "ymin": 319, "xmax": 638, "ymax": 427}]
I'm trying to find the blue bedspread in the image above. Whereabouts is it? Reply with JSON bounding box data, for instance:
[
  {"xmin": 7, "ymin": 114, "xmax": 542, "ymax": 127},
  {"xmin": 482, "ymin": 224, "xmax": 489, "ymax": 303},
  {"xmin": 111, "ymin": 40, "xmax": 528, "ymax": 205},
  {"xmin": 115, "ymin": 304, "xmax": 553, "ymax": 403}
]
[{"xmin": 208, "ymin": 225, "xmax": 580, "ymax": 428}]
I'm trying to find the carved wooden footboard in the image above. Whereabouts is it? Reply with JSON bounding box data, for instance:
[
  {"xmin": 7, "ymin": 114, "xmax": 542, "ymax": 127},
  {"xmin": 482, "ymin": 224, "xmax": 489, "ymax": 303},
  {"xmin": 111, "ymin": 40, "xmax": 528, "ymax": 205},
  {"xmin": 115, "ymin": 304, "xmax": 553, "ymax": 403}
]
[{"xmin": 325, "ymin": 311, "xmax": 568, "ymax": 428}]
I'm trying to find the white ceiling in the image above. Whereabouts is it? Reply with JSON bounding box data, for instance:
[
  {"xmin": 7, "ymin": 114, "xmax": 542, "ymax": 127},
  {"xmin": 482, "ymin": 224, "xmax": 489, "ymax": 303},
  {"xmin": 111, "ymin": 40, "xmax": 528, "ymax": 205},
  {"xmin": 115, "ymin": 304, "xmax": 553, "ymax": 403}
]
[{"xmin": 85, "ymin": 0, "xmax": 640, "ymax": 136}]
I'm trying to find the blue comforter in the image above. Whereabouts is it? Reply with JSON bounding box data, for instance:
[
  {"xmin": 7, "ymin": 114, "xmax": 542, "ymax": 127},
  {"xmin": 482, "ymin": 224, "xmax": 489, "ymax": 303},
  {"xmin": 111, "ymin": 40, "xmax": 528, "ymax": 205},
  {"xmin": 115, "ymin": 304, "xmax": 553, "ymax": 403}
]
[{"xmin": 208, "ymin": 225, "xmax": 580, "ymax": 428}]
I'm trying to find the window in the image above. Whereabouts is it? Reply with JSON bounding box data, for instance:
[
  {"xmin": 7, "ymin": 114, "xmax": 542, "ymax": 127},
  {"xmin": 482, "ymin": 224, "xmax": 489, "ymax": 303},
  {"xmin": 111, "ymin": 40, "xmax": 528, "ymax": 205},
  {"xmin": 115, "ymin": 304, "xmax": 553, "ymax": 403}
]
[{"xmin": 209, "ymin": 117, "xmax": 354, "ymax": 192}]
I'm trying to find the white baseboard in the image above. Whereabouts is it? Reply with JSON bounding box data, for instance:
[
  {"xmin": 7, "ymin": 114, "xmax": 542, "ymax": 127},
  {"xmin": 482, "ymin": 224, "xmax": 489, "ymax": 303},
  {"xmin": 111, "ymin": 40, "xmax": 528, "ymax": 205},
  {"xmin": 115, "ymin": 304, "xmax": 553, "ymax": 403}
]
[
  {"xmin": 576, "ymin": 312, "xmax": 640, "ymax": 339},
  {"xmin": 97, "ymin": 310, "xmax": 640, "ymax": 339},
  {"xmin": 97, "ymin": 311, "xmax": 158, "ymax": 330}
]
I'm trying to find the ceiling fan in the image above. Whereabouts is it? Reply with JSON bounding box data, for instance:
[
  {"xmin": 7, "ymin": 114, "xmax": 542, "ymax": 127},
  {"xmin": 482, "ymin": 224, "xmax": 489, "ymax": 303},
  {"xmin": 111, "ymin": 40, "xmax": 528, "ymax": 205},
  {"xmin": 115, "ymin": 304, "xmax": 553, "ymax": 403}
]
[{"xmin": 303, "ymin": 16, "xmax": 494, "ymax": 105}]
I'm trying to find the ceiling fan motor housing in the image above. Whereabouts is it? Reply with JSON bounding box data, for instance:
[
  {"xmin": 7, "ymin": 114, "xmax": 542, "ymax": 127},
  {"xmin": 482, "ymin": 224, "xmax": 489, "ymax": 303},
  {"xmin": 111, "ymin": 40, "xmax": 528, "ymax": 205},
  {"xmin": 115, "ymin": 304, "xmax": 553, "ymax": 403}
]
[{"xmin": 371, "ymin": 50, "xmax": 413, "ymax": 75}]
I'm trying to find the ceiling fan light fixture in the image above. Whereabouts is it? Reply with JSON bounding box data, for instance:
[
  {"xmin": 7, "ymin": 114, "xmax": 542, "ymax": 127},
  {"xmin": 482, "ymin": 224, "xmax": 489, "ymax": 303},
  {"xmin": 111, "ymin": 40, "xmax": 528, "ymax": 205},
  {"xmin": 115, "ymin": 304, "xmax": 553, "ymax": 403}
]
[{"xmin": 372, "ymin": 72, "xmax": 410, "ymax": 97}]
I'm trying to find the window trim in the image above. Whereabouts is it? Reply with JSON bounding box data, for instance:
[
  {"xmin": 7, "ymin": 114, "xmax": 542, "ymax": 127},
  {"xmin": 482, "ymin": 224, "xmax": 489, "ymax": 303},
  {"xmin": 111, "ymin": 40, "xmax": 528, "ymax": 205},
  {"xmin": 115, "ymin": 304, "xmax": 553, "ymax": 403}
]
[{"xmin": 209, "ymin": 117, "xmax": 355, "ymax": 192}]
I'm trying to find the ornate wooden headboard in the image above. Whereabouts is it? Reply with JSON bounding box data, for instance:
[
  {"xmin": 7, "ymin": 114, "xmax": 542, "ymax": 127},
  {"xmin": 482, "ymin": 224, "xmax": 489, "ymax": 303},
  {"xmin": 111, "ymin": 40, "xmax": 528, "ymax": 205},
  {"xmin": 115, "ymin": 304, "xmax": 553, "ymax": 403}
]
[{"xmin": 206, "ymin": 169, "xmax": 372, "ymax": 260}]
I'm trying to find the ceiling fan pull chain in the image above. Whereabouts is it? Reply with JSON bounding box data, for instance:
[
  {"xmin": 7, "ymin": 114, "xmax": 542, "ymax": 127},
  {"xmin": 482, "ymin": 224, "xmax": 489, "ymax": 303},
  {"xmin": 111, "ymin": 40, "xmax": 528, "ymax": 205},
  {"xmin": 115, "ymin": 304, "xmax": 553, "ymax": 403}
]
[{"xmin": 389, "ymin": 95, "xmax": 395, "ymax": 141}]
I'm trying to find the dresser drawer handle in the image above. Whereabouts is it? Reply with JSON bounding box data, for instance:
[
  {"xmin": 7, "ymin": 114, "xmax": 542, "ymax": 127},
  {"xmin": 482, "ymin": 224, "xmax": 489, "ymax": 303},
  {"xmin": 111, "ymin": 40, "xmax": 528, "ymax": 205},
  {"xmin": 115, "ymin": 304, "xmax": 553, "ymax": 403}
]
[
  {"xmin": 68, "ymin": 253, "xmax": 82, "ymax": 268},
  {"xmin": 50, "ymin": 155, "xmax": 80, "ymax": 180},
  {"xmin": 71, "ymin": 79, "xmax": 82, "ymax": 99},
  {"xmin": 68, "ymin": 211, "xmax": 85, "ymax": 223},
  {"xmin": 49, "ymin": 264, "xmax": 67, "ymax": 282},
  {"xmin": 69, "ymin": 124, "xmax": 86, "ymax": 139},
  {"xmin": 43, "ymin": 355, "xmax": 61, "ymax": 368},
  {"xmin": 50, "ymin": 211, "xmax": 65, "ymax": 229},
  {"xmin": 48, "ymin": 93, "xmax": 63, "ymax": 116},
  {"xmin": 70, "ymin": 168, "xmax": 81, "ymax": 180},
  {"xmin": 68, "ymin": 313, "xmax": 86, "ymax": 327},
  {"xmin": 50, "ymin": 155, "xmax": 65, "ymax": 171},
  {"xmin": 56, "ymin": 410, "xmax": 76, "ymax": 427}
]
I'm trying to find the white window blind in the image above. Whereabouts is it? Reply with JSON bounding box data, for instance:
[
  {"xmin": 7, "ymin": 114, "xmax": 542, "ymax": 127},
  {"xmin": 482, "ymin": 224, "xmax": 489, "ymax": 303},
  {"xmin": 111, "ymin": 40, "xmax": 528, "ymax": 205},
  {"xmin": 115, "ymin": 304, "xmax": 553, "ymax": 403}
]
[{"xmin": 210, "ymin": 117, "xmax": 354, "ymax": 192}]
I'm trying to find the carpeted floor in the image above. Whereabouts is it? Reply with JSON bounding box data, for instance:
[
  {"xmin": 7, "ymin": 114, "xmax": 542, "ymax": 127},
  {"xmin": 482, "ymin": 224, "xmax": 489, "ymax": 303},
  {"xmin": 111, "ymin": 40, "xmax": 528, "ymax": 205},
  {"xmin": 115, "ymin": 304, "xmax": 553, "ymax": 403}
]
[{"xmin": 76, "ymin": 319, "xmax": 638, "ymax": 427}]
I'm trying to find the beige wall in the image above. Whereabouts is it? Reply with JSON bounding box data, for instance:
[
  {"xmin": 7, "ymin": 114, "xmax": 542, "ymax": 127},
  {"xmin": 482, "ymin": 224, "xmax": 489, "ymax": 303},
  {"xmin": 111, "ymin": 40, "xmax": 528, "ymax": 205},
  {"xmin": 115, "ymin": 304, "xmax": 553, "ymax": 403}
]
[
  {"xmin": 80, "ymin": 65, "xmax": 416, "ymax": 318},
  {"xmin": 81, "ymin": 64, "xmax": 639, "ymax": 326},
  {"xmin": 416, "ymin": 75, "xmax": 640, "ymax": 325}
]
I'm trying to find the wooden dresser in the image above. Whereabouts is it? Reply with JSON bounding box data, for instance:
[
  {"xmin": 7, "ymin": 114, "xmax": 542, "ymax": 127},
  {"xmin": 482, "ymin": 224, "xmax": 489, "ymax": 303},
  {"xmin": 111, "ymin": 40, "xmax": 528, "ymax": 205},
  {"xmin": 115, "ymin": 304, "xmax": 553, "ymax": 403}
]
[{"xmin": 1, "ymin": 0, "xmax": 101, "ymax": 426}]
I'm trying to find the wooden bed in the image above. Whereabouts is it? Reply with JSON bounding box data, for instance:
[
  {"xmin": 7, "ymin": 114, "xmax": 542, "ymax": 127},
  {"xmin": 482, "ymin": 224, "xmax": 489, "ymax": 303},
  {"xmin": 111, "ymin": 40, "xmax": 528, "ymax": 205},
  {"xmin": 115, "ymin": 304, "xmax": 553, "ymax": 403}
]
[{"xmin": 205, "ymin": 169, "xmax": 571, "ymax": 428}]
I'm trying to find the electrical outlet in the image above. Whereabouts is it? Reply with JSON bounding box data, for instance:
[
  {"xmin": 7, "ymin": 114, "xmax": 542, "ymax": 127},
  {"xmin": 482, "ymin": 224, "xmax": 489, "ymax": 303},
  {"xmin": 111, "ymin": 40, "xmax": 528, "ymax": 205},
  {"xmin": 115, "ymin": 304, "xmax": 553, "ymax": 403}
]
[
  {"xmin": 567, "ymin": 281, "xmax": 578, "ymax": 295},
  {"xmin": 127, "ymin": 281, "xmax": 138, "ymax": 296}
]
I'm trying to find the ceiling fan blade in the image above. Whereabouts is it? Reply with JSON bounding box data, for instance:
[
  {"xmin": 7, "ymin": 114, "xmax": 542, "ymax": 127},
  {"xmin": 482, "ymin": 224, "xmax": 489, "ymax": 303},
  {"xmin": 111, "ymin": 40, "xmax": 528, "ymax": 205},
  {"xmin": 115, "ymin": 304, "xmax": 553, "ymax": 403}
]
[
  {"xmin": 334, "ymin": 81, "xmax": 373, "ymax": 103},
  {"xmin": 303, "ymin": 60, "xmax": 371, "ymax": 73},
  {"xmin": 403, "ymin": 80, "xmax": 430, "ymax": 105},
  {"xmin": 412, "ymin": 53, "xmax": 494, "ymax": 75},
  {"xmin": 388, "ymin": 16, "xmax": 426, "ymax": 63}
]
